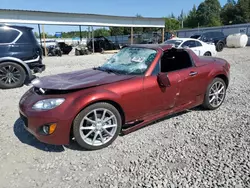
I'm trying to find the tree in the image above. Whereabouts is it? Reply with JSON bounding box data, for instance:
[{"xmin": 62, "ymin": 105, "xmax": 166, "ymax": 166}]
[
  {"xmin": 236, "ymin": 0, "xmax": 250, "ymax": 23},
  {"xmin": 165, "ymin": 17, "xmax": 180, "ymax": 31},
  {"xmin": 221, "ymin": 0, "xmax": 240, "ymax": 24},
  {"xmin": 196, "ymin": 0, "xmax": 222, "ymax": 27},
  {"xmin": 94, "ymin": 28, "xmax": 110, "ymax": 37},
  {"xmin": 184, "ymin": 5, "xmax": 198, "ymax": 28},
  {"xmin": 109, "ymin": 27, "xmax": 124, "ymax": 36}
]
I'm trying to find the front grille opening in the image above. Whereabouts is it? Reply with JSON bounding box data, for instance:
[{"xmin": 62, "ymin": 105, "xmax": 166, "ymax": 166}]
[{"xmin": 33, "ymin": 87, "xmax": 80, "ymax": 95}]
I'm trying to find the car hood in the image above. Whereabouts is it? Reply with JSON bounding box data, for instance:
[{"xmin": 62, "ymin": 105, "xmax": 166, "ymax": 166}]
[{"xmin": 31, "ymin": 68, "xmax": 136, "ymax": 90}]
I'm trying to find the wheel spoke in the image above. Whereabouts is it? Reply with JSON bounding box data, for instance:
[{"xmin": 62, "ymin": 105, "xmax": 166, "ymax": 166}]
[
  {"xmin": 103, "ymin": 115, "xmax": 115, "ymax": 123},
  {"xmin": 103, "ymin": 128, "xmax": 113, "ymax": 137},
  {"xmin": 93, "ymin": 110, "xmax": 98, "ymax": 121},
  {"xmin": 99, "ymin": 132, "xmax": 104, "ymax": 143},
  {"xmin": 92, "ymin": 132, "xmax": 98, "ymax": 145},
  {"xmin": 209, "ymin": 96, "xmax": 215, "ymax": 103},
  {"xmin": 0, "ymin": 67, "xmax": 8, "ymax": 74},
  {"xmin": 218, "ymin": 86, "xmax": 224, "ymax": 94},
  {"xmin": 80, "ymin": 126, "xmax": 95, "ymax": 130},
  {"xmin": 9, "ymin": 65, "xmax": 14, "ymax": 72},
  {"xmin": 83, "ymin": 129, "xmax": 95, "ymax": 139},
  {"xmin": 84, "ymin": 117, "xmax": 96, "ymax": 124},
  {"xmin": 101, "ymin": 109, "xmax": 107, "ymax": 120},
  {"xmin": 103, "ymin": 124, "xmax": 117, "ymax": 129}
]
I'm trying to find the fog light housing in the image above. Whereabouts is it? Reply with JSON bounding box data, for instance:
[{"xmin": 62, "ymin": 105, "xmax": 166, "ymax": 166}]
[{"xmin": 41, "ymin": 123, "xmax": 57, "ymax": 135}]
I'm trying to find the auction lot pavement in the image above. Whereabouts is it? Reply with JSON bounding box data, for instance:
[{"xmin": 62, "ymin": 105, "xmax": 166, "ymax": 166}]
[{"xmin": 0, "ymin": 49, "xmax": 249, "ymax": 188}]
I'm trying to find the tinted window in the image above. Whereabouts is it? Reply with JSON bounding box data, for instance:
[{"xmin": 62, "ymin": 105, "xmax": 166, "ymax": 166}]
[
  {"xmin": 190, "ymin": 35, "xmax": 201, "ymax": 39},
  {"xmin": 16, "ymin": 30, "xmax": 37, "ymax": 44},
  {"xmin": 195, "ymin": 41, "xmax": 202, "ymax": 47},
  {"xmin": 161, "ymin": 50, "xmax": 193, "ymax": 72},
  {"xmin": 181, "ymin": 40, "xmax": 196, "ymax": 48},
  {"xmin": 214, "ymin": 32, "xmax": 224, "ymax": 37},
  {"xmin": 0, "ymin": 27, "xmax": 20, "ymax": 43}
]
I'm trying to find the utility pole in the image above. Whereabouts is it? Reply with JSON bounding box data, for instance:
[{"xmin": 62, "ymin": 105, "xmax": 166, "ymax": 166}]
[{"xmin": 42, "ymin": 25, "xmax": 47, "ymax": 57}]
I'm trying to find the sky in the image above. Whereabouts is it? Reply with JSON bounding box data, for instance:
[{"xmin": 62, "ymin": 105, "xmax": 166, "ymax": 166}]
[{"xmin": 1, "ymin": 0, "xmax": 227, "ymax": 34}]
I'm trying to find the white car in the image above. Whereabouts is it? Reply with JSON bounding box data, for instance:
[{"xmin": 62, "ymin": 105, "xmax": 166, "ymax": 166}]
[{"xmin": 164, "ymin": 38, "xmax": 217, "ymax": 56}]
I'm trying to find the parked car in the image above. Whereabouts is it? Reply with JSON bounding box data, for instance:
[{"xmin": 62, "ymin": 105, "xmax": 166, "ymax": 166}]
[
  {"xmin": 87, "ymin": 36, "xmax": 120, "ymax": 53},
  {"xmin": 58, "ymin": 42, "xmax": 73, "ymax": 55},
  {"xmin": 190, "ymin": 31, "xmax": 226, "ymax": 52},
  {"xmin": 0, "ymin": 25, "xmax": 45, "ymax": 89},
  {"xmin": 19, "ymin": 44, "xmax": 230, "ymax": 150},
  {"xmin": 164, "ymin": 38, "xmax": 217, "ymax": 56}
]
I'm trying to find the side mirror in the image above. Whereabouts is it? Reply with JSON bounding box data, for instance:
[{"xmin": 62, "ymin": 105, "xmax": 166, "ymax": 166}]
[{"xmin": 157, "ymin": 73, "xmax": 170, "ymax": 87}]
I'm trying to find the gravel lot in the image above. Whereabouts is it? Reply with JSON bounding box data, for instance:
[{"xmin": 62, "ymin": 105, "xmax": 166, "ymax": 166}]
[{"xmin": 0, "ymin": 48, "xmax": 250, "ymax": 188}]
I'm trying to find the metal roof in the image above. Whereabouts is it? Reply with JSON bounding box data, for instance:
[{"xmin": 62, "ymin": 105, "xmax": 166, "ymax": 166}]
[{"xmin": 0, "ymin": 9, "xmax": 165, "ymax": 28}]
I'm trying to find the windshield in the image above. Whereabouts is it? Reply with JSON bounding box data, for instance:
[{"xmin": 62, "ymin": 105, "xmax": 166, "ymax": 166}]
[
  {"xmin": 190, "ymin": 35, "xmax": 201, "ymax": 39},
  {"xmin": 164, "ymin": 40, "xmax": 183, "ymax": 47},
  {"xmin": 98, "ymin": 47, "xmax": 157, "ymax": 75}
]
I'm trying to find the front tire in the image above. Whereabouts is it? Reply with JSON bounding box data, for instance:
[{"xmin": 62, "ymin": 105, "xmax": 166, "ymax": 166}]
[
  {"xmin": 204, "ymin": 52, "xmax": 211, "ymax": 56},
  {"xmin": 202, "ymin": 77, "xmax": 227, "ymax": 110},
  {"xmin": 73, "ymin": 102, "xmax": 122, "ymax": 150},
  {"xmin": 0, "ymin": 62, "xmax": 26, "ymax": 89}
]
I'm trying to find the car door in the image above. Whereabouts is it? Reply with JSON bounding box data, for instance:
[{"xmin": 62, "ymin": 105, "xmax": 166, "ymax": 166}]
[
  {"xmin": 181, "ymin": 40, "xmax": 201, "ymax": 56},
  {"xmin": 142, "ymin": 61, "xmax": 181, "ymax": 116},
  {"xmin": 195, "ymin": 41, "xmax": 206, "ymax": 56}
]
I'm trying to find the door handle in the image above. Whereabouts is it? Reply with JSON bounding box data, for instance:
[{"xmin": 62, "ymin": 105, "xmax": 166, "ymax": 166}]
[{"xmin": 189, "ymin": 71, "xmax": 198, "ymax": 76}]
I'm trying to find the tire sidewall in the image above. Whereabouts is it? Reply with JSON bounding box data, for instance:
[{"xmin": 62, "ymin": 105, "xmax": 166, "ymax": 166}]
[
  {"xmin": 204, "ymin": 52, "xmax": 211, "ymax": 56},
  {"xmin": 0, "ymin": 62, "xmax": 26, "ymax": 89},
  {"xmin": 216, "ymin": 42, "xmax": 224, "ymax": 52},
  {"xmin": 73, "ymin": 102, "xmax": 122, "ymax": 150},
  {"xmin": 203, "ymin": 77, "xmax": 226, "ymax": 110}
]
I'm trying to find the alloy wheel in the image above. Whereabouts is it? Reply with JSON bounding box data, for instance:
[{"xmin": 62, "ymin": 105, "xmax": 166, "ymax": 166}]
[
  {"xmin": 0, "ymin": 65, "xmax": 21, "ymax": 85},
  {"xmin": 79, "ymin": 108, "xmax": 118, "ymax": 146},
  {"xmin": 208, "ymin": 81, "xmax": 225, "ymax": 108}
]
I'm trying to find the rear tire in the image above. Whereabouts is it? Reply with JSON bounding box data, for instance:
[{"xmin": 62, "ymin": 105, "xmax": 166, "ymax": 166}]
[
  {"xmin": 202, "ymin": 77, "xmax": 227, "ymax": 110},
  {"xmin": 73, "ymin": 102, "xmax": 122, "ymax": 150},
  {"xmin": 0, "ymin": 62, "xmax": 26, "ymax": 89},
  {"xmin": 216, "ymin": 42, "xmax": 224, "ymax": 52}
]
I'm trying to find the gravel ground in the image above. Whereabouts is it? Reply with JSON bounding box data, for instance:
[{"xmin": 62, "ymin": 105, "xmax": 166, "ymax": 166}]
[{"xmin": 0, "ymin": 48, "xmax": 249, "ymax": 188}]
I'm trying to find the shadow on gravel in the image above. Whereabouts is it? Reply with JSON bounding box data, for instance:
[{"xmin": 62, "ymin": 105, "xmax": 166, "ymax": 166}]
[{"xmin": 13, "ymin": 118, "xmax": 65, "ymax": 152}]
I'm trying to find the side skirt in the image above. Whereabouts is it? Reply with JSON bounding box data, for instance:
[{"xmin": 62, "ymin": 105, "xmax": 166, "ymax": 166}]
[{"xmin": 121, "ymin": 101, "xmax": 199, "ymax": 135}]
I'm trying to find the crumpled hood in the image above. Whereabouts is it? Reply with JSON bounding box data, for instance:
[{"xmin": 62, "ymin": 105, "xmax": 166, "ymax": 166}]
[{"xmin": 31, "ymin": 68, "xmax": 136, "ymax": 90}]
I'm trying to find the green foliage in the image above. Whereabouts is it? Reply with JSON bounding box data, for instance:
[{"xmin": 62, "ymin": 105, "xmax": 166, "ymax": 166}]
[
  {"xmin": 165, "ymin": 17, "xmax": 180, "ymax": 31},
  {"xmin": 182, "ymin": 0, "xmax": 250, "ymax": 29}
]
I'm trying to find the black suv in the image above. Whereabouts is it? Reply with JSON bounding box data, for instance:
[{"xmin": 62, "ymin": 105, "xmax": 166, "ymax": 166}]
[
  {"xmin": 190, "ymin": 31, "xmax": 226, "ymax": 52},
  {"xmin": 0, "ymin": 25, "xmax": 45, "ymax": 89}
]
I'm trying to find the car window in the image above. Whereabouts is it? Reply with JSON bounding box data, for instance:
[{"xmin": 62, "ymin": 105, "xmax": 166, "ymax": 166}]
[
  {"xmin": 181, "ymin": 40, "xmax": 196, "ymax": 48},
  {"xmin": 160, "ymin": 50, "xmax": 193, "ymax": 73},
  {"xmin": 151, "ymin": 61, "xmax": 160, "ymax": 75},
  {"xmin": 164, "ymin": 39, "xmax": 183, "ymax": 48},
  {"xmin": 0, "ymin": 27, "xmax": 20, "ymax": 43},
  {"xmin": 195, "ymin": 41, "xmax": 202, "ymax": 47}
]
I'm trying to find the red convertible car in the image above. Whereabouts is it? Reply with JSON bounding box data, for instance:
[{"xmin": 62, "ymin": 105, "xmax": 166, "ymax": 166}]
[{"xmin": 19, "ymin": 44, "xmax": 230, "ymax": 150}]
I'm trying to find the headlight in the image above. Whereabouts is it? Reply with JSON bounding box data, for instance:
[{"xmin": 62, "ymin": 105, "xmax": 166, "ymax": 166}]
[{"xmin": 32, "ymin": 98, "xmax": 65, "ymax": 110}]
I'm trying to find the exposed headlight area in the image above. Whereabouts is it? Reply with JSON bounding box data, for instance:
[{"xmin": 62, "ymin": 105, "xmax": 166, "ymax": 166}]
[{"xmin": 32, "ymin": 98, "xmax": 65, "ymax": 110}]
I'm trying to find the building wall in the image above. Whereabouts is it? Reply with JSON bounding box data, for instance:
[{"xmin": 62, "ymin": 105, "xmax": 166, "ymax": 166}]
[{"xmin": 176, "ymin": 23, "xmax": 250, "ymax": 45}]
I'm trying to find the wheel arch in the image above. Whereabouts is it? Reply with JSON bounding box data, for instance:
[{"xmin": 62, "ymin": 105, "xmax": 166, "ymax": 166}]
[
  {"xmin": 69, "ymin": 98, "xmax": 126, "ymax": 141},
  {"xmin": 214, "ymin": 74, "xmax": 229, "ymax": 88}
]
